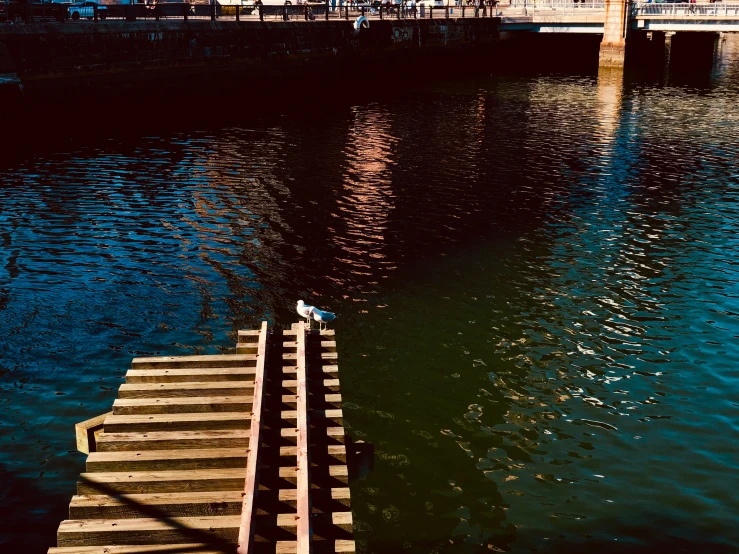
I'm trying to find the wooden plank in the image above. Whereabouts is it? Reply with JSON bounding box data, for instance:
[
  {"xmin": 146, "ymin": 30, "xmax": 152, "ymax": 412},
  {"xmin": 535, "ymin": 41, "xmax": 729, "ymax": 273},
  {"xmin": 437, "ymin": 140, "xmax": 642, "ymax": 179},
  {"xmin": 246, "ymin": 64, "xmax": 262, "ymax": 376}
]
[
  {"xmin": 280, "ymin": 410, "xmax": 343, "ymax": 425},
  {"xmin": 49, "ymin": 545, "xmax": 229, "ymax": 554},
  {"xmin": 272, "ymin": 540, "xmax": 354, "ymax": 554},
  {"xmin": 295, "ymin": 321, "xmax": 311, "ymax": 554},
  {"xmin": 272, "ymin": 445, "xmax": 347, "ymax": 466},
  {"xmin": 87, "ymin": 448, "xmax": 249, "ymax": 472},
  {"xmin": 96, "ymin": 430, "xmax": 250, "ymax": 452},
  {"xmin": 280, "ymin": 427, "xmax": 344, "ymax": 445},
  {"xmin": 113, "ymin": 396, "xmax": 252, "ymax": 415},
  {"xmin": 270, "ymin": 512, "xmax": 352, "ymax": 532},
  {"xmin": 253, "ymin": 488, "xmax": 350, "ymax": 514},
  {"xmin": 237, "ymin": 321, "xmax": 268, "ymax": 554},
  {"xmin": 103, "ymin": 413, "xmax": 252, "ymax": 433},
  {"xmin": 75, "ymin": 412, "xmax": 112, "ymax": 455},
  {"xmin": 132, "ymin": 354, "xmax": 257, "ymax": 369},
  {"xmin": 283, "ymin": 365, "xmax": 338, "ymax": 379},
  {"xmin": 276, "ymin": 466, "xmax": 348, "ymax": 487},
  {"xmin": 77, "ymin": 469, "xmax": 247, "ymax": 495},
  {"xmin": 280, "ymin": 380, "xmax": 340, "ymax": 394},
  {"xmin": 118, "ymin": 382, "xmax": 254, "ymax": 399},
  {"xmin": 69, "ymin": 491, "xmax": 245, "ymax": 519},
  {"xmin": 57, "ymin": 515, "xmax": 241, "ymax": 547},
  {"xmin": 126, "ymin": 368, "xmax": 257, "ymax": 384}
]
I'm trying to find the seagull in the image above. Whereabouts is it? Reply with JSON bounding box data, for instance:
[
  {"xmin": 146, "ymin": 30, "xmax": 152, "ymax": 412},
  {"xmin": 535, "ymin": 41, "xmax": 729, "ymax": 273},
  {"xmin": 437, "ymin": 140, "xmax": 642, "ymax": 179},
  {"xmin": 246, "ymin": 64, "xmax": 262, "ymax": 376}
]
[
  {"xmin": 312, "ymin": 306, "xmax": 337, "ymax": 331},
  {"xmin": 296, "ymin": 300, "xmax": 315, "ymax": 328}
]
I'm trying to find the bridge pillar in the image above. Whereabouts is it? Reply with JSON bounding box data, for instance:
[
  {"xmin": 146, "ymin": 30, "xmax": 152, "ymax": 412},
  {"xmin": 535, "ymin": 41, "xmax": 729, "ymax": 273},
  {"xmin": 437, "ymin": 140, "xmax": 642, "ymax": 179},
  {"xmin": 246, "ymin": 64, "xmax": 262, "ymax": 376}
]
[{"xmin": 599, "ymin": 0, "xmax": 631, "ymax": 68}]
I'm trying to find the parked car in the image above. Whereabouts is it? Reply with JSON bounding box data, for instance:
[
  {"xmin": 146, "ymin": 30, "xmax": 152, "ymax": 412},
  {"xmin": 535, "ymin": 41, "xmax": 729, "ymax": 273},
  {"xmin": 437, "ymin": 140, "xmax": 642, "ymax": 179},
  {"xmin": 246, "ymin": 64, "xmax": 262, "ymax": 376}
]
[
  {"xmin": 68, "ymin": 0, "xmax": 107, "ymax": 19},
  {"xmin": 417, "ymin": 0, "xmax": 447, "ymax": 6}
]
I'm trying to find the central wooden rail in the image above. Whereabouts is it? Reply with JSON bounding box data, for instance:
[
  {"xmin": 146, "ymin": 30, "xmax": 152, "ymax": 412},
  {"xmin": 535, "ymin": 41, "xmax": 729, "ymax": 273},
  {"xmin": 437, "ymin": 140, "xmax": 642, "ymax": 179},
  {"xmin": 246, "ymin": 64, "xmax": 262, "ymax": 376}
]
[{"xmin": 49, "ymin": 321, "xmax": 354, "ymax": 554}]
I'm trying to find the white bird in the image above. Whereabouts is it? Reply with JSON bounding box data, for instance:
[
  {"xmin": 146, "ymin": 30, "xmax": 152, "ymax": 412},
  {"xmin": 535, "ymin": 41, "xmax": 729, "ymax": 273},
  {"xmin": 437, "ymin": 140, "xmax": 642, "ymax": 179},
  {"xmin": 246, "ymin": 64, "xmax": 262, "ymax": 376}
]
[
  {"xmin": 296, "ymin": 300, "xmax": 315, "ymax": 328},
  {"xmin": 312, "ymin": 307, "xmax": 337, "ymax": 331}
]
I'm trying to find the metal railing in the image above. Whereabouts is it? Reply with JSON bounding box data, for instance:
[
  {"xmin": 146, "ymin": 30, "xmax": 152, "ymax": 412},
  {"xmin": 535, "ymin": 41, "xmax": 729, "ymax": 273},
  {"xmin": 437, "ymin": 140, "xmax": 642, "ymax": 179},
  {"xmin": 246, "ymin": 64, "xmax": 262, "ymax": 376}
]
[
  {"xmin": 502, "ymin": 0, "xmax": 605, "ymax": 15},
  {"xmin": 0, "ymin": 0, "xmax": 507, "ymax": 23},
  {"xmin": 633, "ymin": 2, "xmax": 739, "ymax": 16}
]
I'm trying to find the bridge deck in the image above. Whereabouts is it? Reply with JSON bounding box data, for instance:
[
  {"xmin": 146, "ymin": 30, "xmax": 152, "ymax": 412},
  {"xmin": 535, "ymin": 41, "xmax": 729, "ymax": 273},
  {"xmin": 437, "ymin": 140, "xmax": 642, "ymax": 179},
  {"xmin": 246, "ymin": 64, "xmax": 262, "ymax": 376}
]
[{"xmin": 49, "ymin": 321, "xmax": 353, "ymax": 554}]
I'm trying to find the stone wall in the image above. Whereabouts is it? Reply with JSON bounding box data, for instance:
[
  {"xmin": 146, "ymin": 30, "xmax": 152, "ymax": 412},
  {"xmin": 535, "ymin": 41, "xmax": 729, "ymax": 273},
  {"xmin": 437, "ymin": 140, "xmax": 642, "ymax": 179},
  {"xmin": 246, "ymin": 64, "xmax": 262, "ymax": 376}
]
[{"xmin": 0, "ymin": 18, "xmax": 500, "ymax": 98}]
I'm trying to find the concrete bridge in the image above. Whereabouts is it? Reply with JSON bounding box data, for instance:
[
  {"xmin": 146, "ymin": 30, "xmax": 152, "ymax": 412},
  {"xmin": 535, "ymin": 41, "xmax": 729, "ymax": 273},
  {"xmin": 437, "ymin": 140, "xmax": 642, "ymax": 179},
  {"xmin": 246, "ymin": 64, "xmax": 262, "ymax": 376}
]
[{"xmin": 498, "ymin": 1, "xmax": 739, "ymax": 66}]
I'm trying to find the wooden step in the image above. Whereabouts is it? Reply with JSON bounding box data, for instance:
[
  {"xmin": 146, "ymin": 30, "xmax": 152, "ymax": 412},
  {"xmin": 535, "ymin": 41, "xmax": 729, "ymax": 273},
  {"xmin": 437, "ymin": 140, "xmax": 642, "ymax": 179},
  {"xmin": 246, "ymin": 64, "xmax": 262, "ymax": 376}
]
[
  {"xmin": 113, "ymin": 396, "xmax": 252, "ymax": 415},
  {"xmin": 125, "ymin": 368, "xmax": 256, "ymax": 384},
  {"xmin": 278, "ymin": 394, "xmax": 343, "ymax": 410},
  {"xmin": 280, "ymin": 426, "xmax": 344, "ymax": 445},
  {"xmin": 69, "ymin": 491, "xmax": 244, "ymax": 519},
  {"xmin": 253, "ymin": 512, "xmax": 353, "ymax": 541},
  {"xmin": 118, "ymin": 382, "xmax": 254, "ymax": 399},
  {"xmin": 49, "ymin": 545, "xmax": 229, "ymax": 554},
  {"xmin": 280, "ymin": 379, "xmax": 340, "ymax": 395},
  {"xmin": 132, "ymin": 354, "xmax": 257, "ymax": 370},
  {"xmin": 96, "ymin": 430, "xmax": 250, "ymax": 452},
  {"xmin": 256, "ymin": 488, "xmax": 351, "ymax": 515},
  {"xmin": 283, "ymin": 365, "xmax": 339, "ymax": 379},
  {"xmin": 57, "ymin": 515, "xmax": 240, "ymax": 547},
  {"xmin": 260, "ymin": 445, "xmax": 346, "ymax": 467},
  {"xmin": 279, "ymin": 409, "xmax": 343, "ymax": 427},
  {"xmin": 273, "ymin": 539, "xmax": 355, "ymax": 553},
  {"xmin": 271, "ymin": 465, "xmax": 348, "ymax": 488},
  {"xmin": 86, "ymin": 448, "xmax": 248, "ymax": 472},
  {"xmin": 77, "ymin": 469, "xmax": 246, "ymax": 495},
  {"xmin": 103, "ymin": 413, "xmax": 251, "ymax": 433}
]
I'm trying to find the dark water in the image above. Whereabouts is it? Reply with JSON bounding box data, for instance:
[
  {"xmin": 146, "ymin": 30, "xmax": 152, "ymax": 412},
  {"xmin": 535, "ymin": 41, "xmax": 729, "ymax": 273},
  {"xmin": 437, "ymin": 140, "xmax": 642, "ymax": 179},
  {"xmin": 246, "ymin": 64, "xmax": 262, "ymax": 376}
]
[{"xmin": 2, "ymin": 38, "xmax": 739, "ymax": 554}]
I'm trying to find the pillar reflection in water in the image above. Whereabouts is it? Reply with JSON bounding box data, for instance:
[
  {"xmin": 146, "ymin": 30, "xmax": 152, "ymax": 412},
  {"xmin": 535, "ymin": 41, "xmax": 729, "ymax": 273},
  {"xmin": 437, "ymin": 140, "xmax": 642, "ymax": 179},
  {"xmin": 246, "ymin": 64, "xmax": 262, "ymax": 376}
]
[
  {"xmin": 334, "ymin": 104, "xmax": 399, "ymax": 299},
  {"xmin": 596, "ymin": 67, "xmax": 625, "ymax": 146}
]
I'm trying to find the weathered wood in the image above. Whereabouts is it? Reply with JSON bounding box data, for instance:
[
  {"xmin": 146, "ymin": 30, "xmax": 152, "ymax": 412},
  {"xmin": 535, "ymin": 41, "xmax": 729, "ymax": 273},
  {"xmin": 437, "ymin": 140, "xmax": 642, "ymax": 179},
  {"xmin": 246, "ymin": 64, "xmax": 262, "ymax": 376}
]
[
  {"xmin": 274, "ymin": 466, "xmax": 348, "ymax": 488},
  {"xmin": 255, "ymin": 488, "xmax": 351, "ymax": 514},
  {"xmin": 69, "ymin": 491, "xmax": 245, "ymax": 519},
  {"xmin": 272, "ymin": 445, "xmax": 347, "ymax": 466},
  {"xmin": 283, "ymin": 365, "xmax": 338, "ymax": 379},
  {"xmin": 237, "ymin": 320, "xmax": 268, "ymax": 554},
  {"xmin": 273, "ymin": 540, "xmax": 354, "ymax": 554},
  {"xmin": 52, "ymin": 322, "xmax": 354, "ymax": 554},
  {"xmin": 57, "ymin": 515, "xmax": 241, "ymax": 547},
  {"xmin": 132, "ymin": 354, "xmax": 257, "ymax": 370},
  {"xmin": 87, "ymin": 448, "xmax": 249, "ymax": 472},
  {"xmin": 77, "ymin": 469, "xmax": 247, "ymax": 495},
  {"xmin": 281, "ymin": 427, "xmax": 344, "ymax": 446},
  {"xmin": 118, "ymin": 381, "xmax": 254, "ymax": 399},
  {"xmin": 126, "ymin": 368, "xmax": 257, "ymax": 384},
  {"xmin": 280, "ymin": 379, "xmax": 340, "ymax": 394},
  {"xmin": 96, "ymin": 430, "xmax": 250, "ymax": 452},
  {"xmin": 281, "ymin": 410, "xmax": 343, "ymax": 425},
  {"xmin": 75, "ymin": 412, "xmax": 113, "ymax": 455},
  {"xmin": 113, "ymin": 396, "xmax": 252, "ymax": 415},
  {"xmin": 103, "ymin": 413, "xmax": 252, "ymax": 433},
  {"xmin": 295, "ymin": 322, "xmax": 312, "ymax": 554},
  {"xmin": 49, "ymin": 545, "xmax": 228, "ymax": 554}
]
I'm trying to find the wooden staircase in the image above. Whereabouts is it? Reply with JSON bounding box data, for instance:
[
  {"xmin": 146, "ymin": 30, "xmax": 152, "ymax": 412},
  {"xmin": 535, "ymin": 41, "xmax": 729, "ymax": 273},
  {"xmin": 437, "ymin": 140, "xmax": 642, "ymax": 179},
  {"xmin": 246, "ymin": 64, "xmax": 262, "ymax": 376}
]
[{"xmin": 49, "ymin": 322, "xmax": 355, "ymax": 554}]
